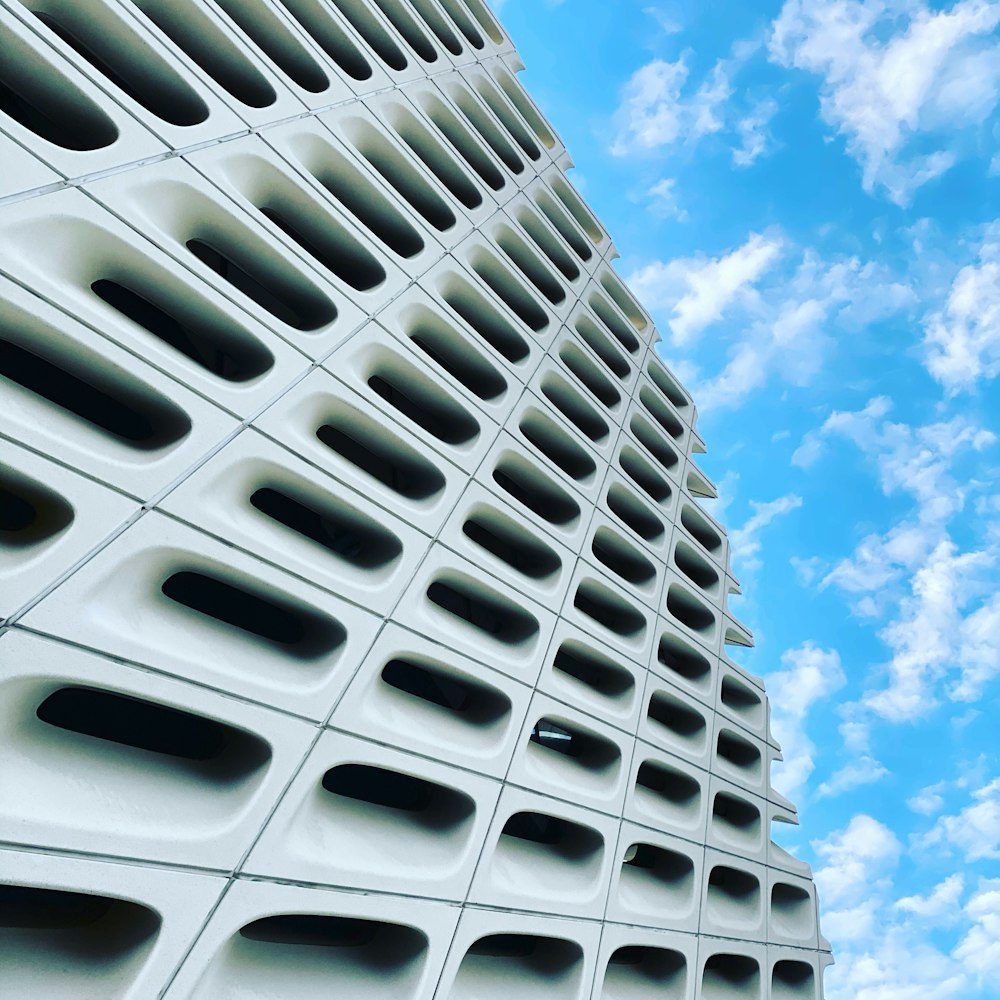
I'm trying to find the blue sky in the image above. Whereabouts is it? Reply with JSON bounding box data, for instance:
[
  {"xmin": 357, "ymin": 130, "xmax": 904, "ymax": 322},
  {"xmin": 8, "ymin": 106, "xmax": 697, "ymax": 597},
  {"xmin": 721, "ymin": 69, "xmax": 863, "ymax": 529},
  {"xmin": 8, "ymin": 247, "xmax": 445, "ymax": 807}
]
[{"xmin": 495, "ymin": 1, "xmax": 1000, "ymax": 996}]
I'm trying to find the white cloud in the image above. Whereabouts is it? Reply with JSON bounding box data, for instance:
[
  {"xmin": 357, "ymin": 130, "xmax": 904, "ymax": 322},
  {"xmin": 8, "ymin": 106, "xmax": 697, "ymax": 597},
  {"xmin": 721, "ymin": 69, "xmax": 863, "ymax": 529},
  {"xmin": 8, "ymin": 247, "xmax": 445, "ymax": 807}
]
[
  {"xmin": 919, "ymin": 777, "xmax": 1000, "ymax": 861},
  {"xmin": 610, "ymin": 56, "xmax": 732, "ymax": 156},
  {"xmin": 766, "ymin": 643, "xmax": 846, "ymax": 799},
  {"xmin": 729, "ymin": 492, "xmax": 803, "ymax": 573},
  {"xmin": 924, "ymin": 222, "xmax": 1000, "ymax": 393},
  {"xmin": 769, "ymin": 0, "xmax": 1000, "ymax": 204},
  {"xmin": 896, "ymin": 874, "xmax": 965, "ymax": 924},
  {"xmin": 645, "ymin": 177, "xmax": 688, "ymax": 221},
  {"xmin": 954, "ymin": 879, "xmax": 1000, "ymax": 981},
  {"xmin": 732, "ymin": 97, "xmax": 779, "ymax": 166},
  {"xmin": 908, "ymin": 782, "xmax": 947, "ymax": 816},
  {"xmin": 627, "ymin": 232, "xmax": 782, "ymax": 344},
  {"xmin": 816, "ymin": 754, "xmax": 890, "ymax": 799},
  {"xmin": 813, "ymin": 813, "xmax": 900, "ymax": 908}
]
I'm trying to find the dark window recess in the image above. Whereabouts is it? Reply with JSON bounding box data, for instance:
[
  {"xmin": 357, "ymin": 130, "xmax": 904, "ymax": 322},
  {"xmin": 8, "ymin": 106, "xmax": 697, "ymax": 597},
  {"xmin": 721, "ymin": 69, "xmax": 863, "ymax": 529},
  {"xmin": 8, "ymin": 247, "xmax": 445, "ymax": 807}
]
[
  {"xmin": 620, "ymin": 448, "xmax": 671, "ymax": 504},
  {"xmin": 367, "ymin": 374, "xmax": 478, "ymax": 445},
  {"xmin": 607, "ymin": 484, "xmax": 664, "ymax": 542},
  {"xmin": 238, "ymin": 914, "xmax": 426, "ymax": 970},
  {"xmin": 573, "ymin": 581, "xmax": 646, "ymax": 638},
  {"xmin": 519, "ymin": 415, "xmax": 595, "ymax": 481},
  {"xmin": 535, "ymin": 191, "xmax": 593, "ymax": 262},
  {"xmin": 322, "ymin": 763, "xmax": 474, "ymax": 826},
  {"xmin": 496, "ymin": 230, "xmax": 564, "ymax": 304},
  {"xmin": 372, "ymin": 0, "xmax": 437, "ymax": 62},
  {"xmin": 552, "ymin": 642, "xmax": 635, "ymax": 701},
  {"xmin": 312, "ymin": 154, "xmax": 424, "ymax": 258},
  {"xmin": 541, "ymin": 378, "xmax": 608, "ymax": 442},
  {"xmin": 631, "ymin": 417, "xmax": 679, "ymax": 471},
  {"xmin": 427, "ymin": 578, "xmax": 538, "ymax": 644},
  {"xmin": 438, "ymin": 0, "xmax": 485, "ymax": 49},
  {"xmin": 186, "ymin": 239, "xmax": 336, "ymax": 331},
  {"xmin": 639, "ymin": 385, "xmax": 684, "ymax": 440},
  {"xmin": 657, "ymin": 633, "xmax": 711, "ymax": 685},
  {"xmin": 441, "ymin": 280, "xmax": 529, "ymax": 362},
  {"xmin": 721, "ymin": 676, "xmax": 762, "ymax": 717},
  {"xmin": 647, "ymin": 692, "xmax": 706, "ymax": 741},
  {"xmin": 575, "ymin": 316, "xmax": 628, "ymax": 379},
  {"xmin": 713, "ymin": 792, "xmax": 761, "ymax": 833},
  {"xmin": 462, "ymin": 937, "xmax": 582, "ymax": 981},
  {"xmin": 589, "ymin": 294, "xmax": 639, "ymax": 354},
  {"xmin": 423, "ymin": 95, "xmax": 504, "ymax": 189},
  {"xmin": 623, "ymin": 844, "xmax": 694, "ymax": 886},
  {"xmin": 249, "ymin": 487, "xmax": 401, "ymax": 568},
  {"xmin": 471, "ymin": 255, "xmax": 548, "ymax": 332},
  {"xmin": 410, "ymin": 0, "xmax": 462, "ymax": 54},
  {"xmin": 666, "ymin": 585, "xmax": 715, "ymax": 633},
  {"xmin": 161, "ymin": 570, "xmax": 344, "ymax": 656},
  {"xmin": 681, "ymin": 504, "xmax": 723, "ymax": 552},
  {"xmin": 273, "ymin": 0, "xmax": 373, "ymax": 81},
  {"xmin": 450, "ymin": 88, "xmax": 523, "ymax": 175},
  {"xmin": 91, "ymin": 280, "xmax": 272, "ymax": 383},
  {"xmin": 214, "ymin": 0, "xmax": 329, "ymax": 91},
  {"xmin": 352, "ymin": 127, "xmax": 456, "ymax": 231},
  {"xmin": 316, "ymin": 418, "xmax": 444, "ymax": 500},
  {"xmin": 500, "ymin": 812, "xmax": 602, "ymax": 860},
  {"xmin": 33, "ymin": 13, "xmax": 208, "ymax": 126},
  {"xmin": 773, "ymin": 961, "xmax": 815, "ymax": 989},
  {"xmin": 717, "ymin": 731, "xmax": 761, "ymax": 771},
  {"xmin": 329, "ymin": 0, "xmax": 409, "ymax": 71},
  {"xmin": 709, "ymin": 866, "xmax": 759, "ymax": 903},
  {"xmin": 558, "ymin": 343, "xmax": 620, "ymax": 408},
  {"xmin": 408, "ymin": 328, "xmax": 506, "ymax": 401},
  {"xmin": 492, "ymin": 457, "xmax": 579, "ymax": 527},
  {"xmin": 0, "ymin": 470, "xmax": 73, "ymax": 548},
  {"xmin": 674, "ymin": 540, "xmax": 719, "ymax": 591},
  {"xmin": 36, "ymin": 686, "xmax": 269, "ymax": 774},
  {"xmin": 592, "ymin": 528, "xmax": 656, "ymax": 586},
  {"xmin": 635, "ymin": 760, "xmax": 700, "ymax": 808},
  {"xmin": 392, "ymin": 109, "xmax": 482, "ymax": 209},
  {"xmin": 647, "ymin": 361, "xmax": 689, "ymax": 410},
  {"xmin": 0, "ymin": 333, "xmax": 192, "ymax": 447},
  {"xmin": 259, "ymin": 206, "xmax": 385, "ymax": 291},
  {"xmin": 0, "ymin": 28, "xmax": 118, "ymax": 150},
  {"xmin": 529, "ymin": 717, "xmax": 619, "ymax": 772},
  {"xmin": 0, "ymin": 883, "xmax": 160, "ymax": 946},
  {"xmin": 132, "ymin": 0, "xmax": 277, "ymax": 107},
  {"xmin": 703, "ymin": 954, "xmax": 760, "ymax": 989},
  {"xmin": 380, "ymin": 658, "xmax": 509, "ymax": 724},
  {"xmin": 605, "ymin": 946, "xmax": 686, "ymax": 986},
  {"xmin": 476, "ymin": 81, "xmax": 539, "ymax": 160},
  {"xmin": 462, "ymin": 514, "xmax": 561, "ymax": 580}
]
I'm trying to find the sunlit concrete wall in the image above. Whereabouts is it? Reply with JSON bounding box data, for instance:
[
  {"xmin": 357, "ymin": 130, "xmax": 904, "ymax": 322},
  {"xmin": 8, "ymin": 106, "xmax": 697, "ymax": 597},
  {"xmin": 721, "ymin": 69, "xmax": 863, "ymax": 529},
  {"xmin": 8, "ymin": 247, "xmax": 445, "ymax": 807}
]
[{"xmin": 0, "ymin": 0, "xmax": 831, "ymax": 996}]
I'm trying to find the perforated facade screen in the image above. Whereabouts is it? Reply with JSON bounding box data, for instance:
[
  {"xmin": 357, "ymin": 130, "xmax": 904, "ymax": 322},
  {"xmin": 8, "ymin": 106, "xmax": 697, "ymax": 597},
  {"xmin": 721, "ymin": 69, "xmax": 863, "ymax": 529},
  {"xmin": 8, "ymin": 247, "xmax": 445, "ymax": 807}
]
[{"xmin": 0, "ymin": 0, "xmax": 830, "ymax": 996}]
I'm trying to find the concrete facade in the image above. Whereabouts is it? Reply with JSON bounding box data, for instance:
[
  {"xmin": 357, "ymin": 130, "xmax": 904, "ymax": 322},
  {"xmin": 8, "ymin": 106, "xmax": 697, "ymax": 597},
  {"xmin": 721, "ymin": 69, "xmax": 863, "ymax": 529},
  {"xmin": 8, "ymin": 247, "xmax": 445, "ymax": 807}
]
[{"xmin": 0, "ymin": 0, "xmax": 831, "ymax": 995}]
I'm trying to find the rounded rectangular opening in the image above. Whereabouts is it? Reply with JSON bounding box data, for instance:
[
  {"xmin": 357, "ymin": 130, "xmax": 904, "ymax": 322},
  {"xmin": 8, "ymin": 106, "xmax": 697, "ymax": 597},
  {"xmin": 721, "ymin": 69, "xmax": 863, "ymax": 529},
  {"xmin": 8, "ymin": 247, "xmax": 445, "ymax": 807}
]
[
  {"xmin": 600, "ymin": 272, "xmax": 647, "ymax": 331},
  {"xmin": 535, "ymin": 190, "xmax": 593, "ymax": 262},
  {"xmin": 770, "ymin": 883, "xmax": 815, "ymax": 941},
  {"xmin": 462, "ymin": 509, "xmax": 562, "ymax": 581},
  {"xmin": 575, "ymin": 314, "xmax": 629, "ymax": 380},
  {"xmin": 657, "ymin": 633, "xmax": 712, "ymax": 689},
  {"xmin": 620, "ymin": 447, "xmax": 671, "ymax": 505},
  {"xmin": 274, "ymin": 0, "xmax": 373, "ymax": 81},
  {"xmin": 618, "ymin": 843, "xmax": 695, "ymax": 916},
  {"xmin": 552, "ymin": 640, "xmax": 635, "ymax": 705},
  {"xmin": 702, "ymin": 954, "xmax": 760, "ymax": 1000},
  {"xmin": 469, "ymin": 248, "xmax": 548, "ymax": 333},
  {"xmin": 603, "ymin": 946, "xmax": 687, "ymax": 999},
  {"xmin": 329, "ymin": 0, "xmax": 409, "ymax": 71},
  {"xmin": 496, "ymin": 225, "xmax": 564, "ymax": 305},
  {"xmin": 475, "ymin": 77, "xmax": 540, "ymax": 160},
  {"xmin": 630, "ymin": 414, "xmax": 679, "ymax": 472},
  {"xmin": 720, "ymin": 675, "xmax": 763, "ymax": 725},
  {"xmin": 437, "ymin": 272, "xmax": 529, "ymax": 362},
  {"xmin": 0, "ymin": 468, "xmax": 73, "ymax": 550},
  {"xmin": 451, "ymin": 934, "xmax": 583, "ymax": 1000},
  {"xmin": 492, "ymin": 453, "xmax": 580, "ymax": 527},
  {"xmin": 588, "ymin": 292, "xmax": 640, "ymax": 355},
  {"xmin": 160, "ymin": 569, "xmax": 345, "ymax": 659},
  {"xmin": 574, "ymin": 579, "xmax": 647, "ymax": 640},
  {"xmin": 528, "ymin": 716, "xmax": 620, "ymax": 775},
  {"xmin": 772, "ymin": 960, "xmax": 815, "ymax": 999},
  {"xmin": 712, "ymin": 792, "xmax": 762, "ymax": 847},
  {"xmin": 0, "ymin": 884, "xmax": 160, "ymax": 999},
  {"xmin": 639, "ymin": 385, "xmax": 684, "ymax": 440},
  {"xmin": 447, "ymin": 82, "xmax": 524, "ymax": 175},
  {"xmin": 716, "ymin": 729, "xmax": 762, "ymax": 779},
  {"xmin": 541, "ymin": 371, "xmax": 609, "ymax": 442},
  {"xmin": 519, "ymin": 409, "xmax": 596, "ymax": 482},
  {"xmin": 427, "ymin": 574, "xmax": 539, "ymax": 647},
  {"xmin": 592, "ymin": 526, "xmax": 656, "ymax": 586},
  {"xmin": 647, "ymin": 360, "xmax": 689, "ymax": 410},
  {"xmin": 681, "ymin": 504, "xmax": 723, "ymax": 553},
  {"xmin": 647, "ymin": 691, "xmax": 707, "ymax": 749},
  {"xmin": 516, "ymin": 207, "xmax": 580, "ymax": 281},
  {"xmin": 665, "ymin": 584, "xmax": 715, "ymax": 635},
  {"xmin": 707, "ymin": 866, "xmax": 761, "ymax": 930},
  {"xmin": 418, "ymin": 91, "xmax": 504, "ymax": 190},
  {"xmin": 634, "ymin": 760, "xmax": 701, "ymax": 827},
  {"xmin": 674, "ymin": 540, "xmax": 720, "ymax": 593},
  {"xmin": 607, "ymin": 483, "xmax": 664, "ymax": 542},
  {"xmin": 316, "ymin": 403, "xmax": 446, "ymax": 501},
  {"xmin": 499, "ymin": 811, "xmax": 603, "ymax": 862}
]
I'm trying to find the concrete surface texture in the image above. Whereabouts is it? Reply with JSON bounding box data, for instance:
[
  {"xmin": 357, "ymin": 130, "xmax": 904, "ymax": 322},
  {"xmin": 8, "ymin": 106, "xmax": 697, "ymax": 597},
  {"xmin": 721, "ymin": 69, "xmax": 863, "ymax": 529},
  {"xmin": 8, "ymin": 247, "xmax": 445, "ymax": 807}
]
[{"xmin": 0, "ymin": 0, "xmax": 832, "ymax": 995}]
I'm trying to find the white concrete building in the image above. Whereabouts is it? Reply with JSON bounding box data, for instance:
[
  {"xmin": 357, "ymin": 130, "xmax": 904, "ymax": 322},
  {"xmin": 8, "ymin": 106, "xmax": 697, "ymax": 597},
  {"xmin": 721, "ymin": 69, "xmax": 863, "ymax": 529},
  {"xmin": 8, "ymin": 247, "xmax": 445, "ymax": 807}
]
[{"xmin": 0, "ymin": 0, "xmax": 831, "ymax": 996}]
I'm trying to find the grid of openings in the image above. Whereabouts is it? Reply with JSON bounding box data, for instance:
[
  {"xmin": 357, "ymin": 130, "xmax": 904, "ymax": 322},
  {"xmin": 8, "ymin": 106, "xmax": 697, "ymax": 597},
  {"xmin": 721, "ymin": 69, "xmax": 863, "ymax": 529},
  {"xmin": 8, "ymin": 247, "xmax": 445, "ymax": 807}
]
[{"xmin": 0, "ymin": 0, "xmax": 829, "ymax": 996}]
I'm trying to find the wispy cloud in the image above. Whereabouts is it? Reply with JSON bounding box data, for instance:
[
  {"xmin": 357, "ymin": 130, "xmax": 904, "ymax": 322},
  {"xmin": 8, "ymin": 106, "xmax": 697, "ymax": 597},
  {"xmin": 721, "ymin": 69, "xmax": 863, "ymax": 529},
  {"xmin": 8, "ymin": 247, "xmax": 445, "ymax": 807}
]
[{"xmin": 769, "ymin": 0, "xmax": 1000, "ymax": 204}]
